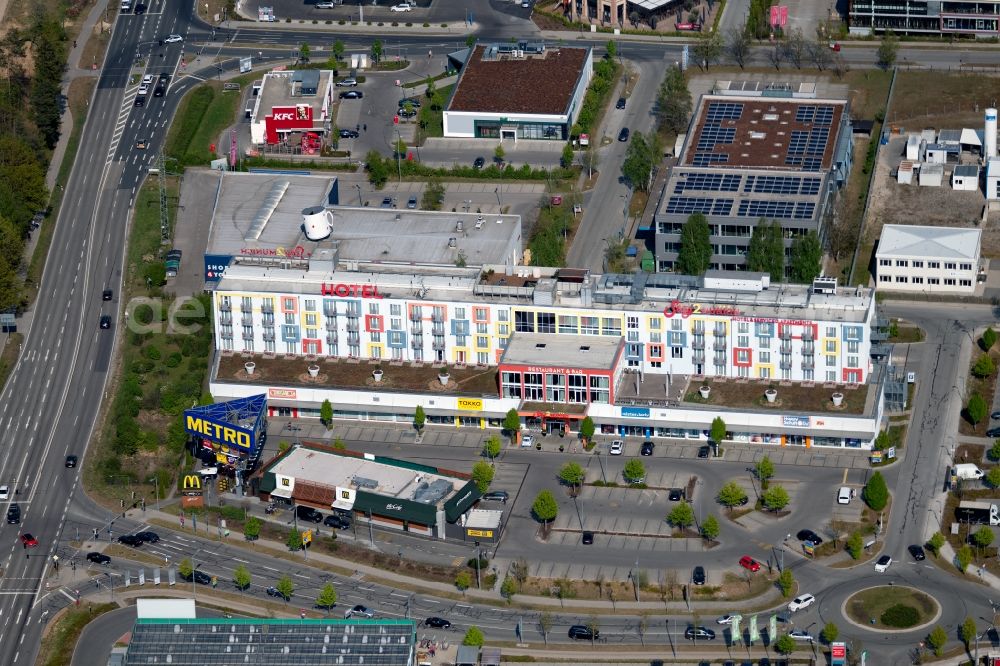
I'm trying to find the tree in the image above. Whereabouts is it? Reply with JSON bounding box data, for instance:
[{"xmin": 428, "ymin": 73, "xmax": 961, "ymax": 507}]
[
  {"xmin": 667, "ymin": 501, "xmax": 695, "ymax": 529},
  {"xmin": 846, "ymin": 531, "xmax": 863, "ymax": 559},
  {"xmin": 483, "ymin": 434, "xmax": 502, "ymax": 460},
  {"xmin": 621, "ymin": 132, "xmax": 656, "ymax": 191},
  {"xmin": 233, "ymin": 564, "xmax": 251, "ymax": 592},
  {"xmin": 244, "ymin": 516, "xmax": 261, "ymax": 541},
  {"xmin": 725, "ymin": 28, "xmax": 751, "ymax": 69},
  {"xmin": 965, "ymin": 393, "xmax": 987, "ymax": 426},
  {"xmin": 717, "ymin": 481, "xmax": 749, "ymax": 509},
  {"xmin": 987, "ymin": 466, "xmax": 1000, "ymax": 489},
  {"xmin": 928, "ymin": 532, "xmax": 945, "ymax": 555},
  {"xmin": 984, "ymin": 328, "xmax": 998, "ymax": 350},
  {"xmin": 767, "ymin": 44, "xmax": 784, "ymax": 71},
  {"xmin": 821, "ymin": 622, "xmax": 839, "ymax": 644},
  {"xmin": 755, "ymin": 456, "xmax": 775, "ymax": 485},
  {"xmin": 539, "ymin": 612, "xmax": 553, "ymax": 644},
  {"xmin": 774, "ymin": 634, "xmax": 796, "ymax": 655},
  {"xmin": 863, "ymin": 471, "xmax": 888, "ymax": 511},
  {"xmin": 762, "ymin": 484, "xmax": 790, "ymax": 512},
  {"xmin": 623, "ymin": 459, "xmax": 646, "ymax": 483},
  {"xmin": 466, "ymin": 34, "xmax": 476, "ymax": 48},
  {"xmin": 275, "ymin": 575, "xmax": 294, "ymax": 604},
  {"xmin": 579, "ymin": 416, "xmax": 595, "ymax": 444},
  {"xmin": 371, "ymin": 38, "xmax": 383, "ymax": 64},
  {"xmin": 585, "ymin": 615, "xmax": 600, "ymax": 645},
  {"xmin": 316, "ymin": 583, "xmax": 338, "ymax": 613},
  {"xmin": 961, "ymin": 616, "xmax": 977, "ymax": 647},
  {"xmin": 873, "ymin": 430, "xmax": 890, "ymax": 451},
  {"xmin": 413, "ymin": 404, "xmax": 426, "ymax": 432},
  {"xmin": 320, "ymin": 399, "xmax": 333, "ymax": 427},
  {"xmin": 365, "ymin": 150, "xmax": 389, "ymax": 187},
  {"xmin": 561, "ymin": 143, "xmax": 574, "ymax": 169},
  {"xmin": 656, "ymin": 64, "xmax": 692, "ymax": 135},
  {"xmin": 747, "ymin": 219, "xmax": 784, "ymax": 281},
  {"xmin": 808, "ymin": 39, "xmax": 833, "ymax": 71},
  {"xmin": 503, "ymin": 408, "xmax": 521, "ymax": 441},
  {"xmin": 790, "ymin": 231, "xmax": 823, "ymax": 283},
  {"xmin": 582, "ymin": 146, "xmax": 599, "ymax": 180},
  {"xmin": 957, "ymin": 544, "xmax": 973, "ymax": 572},
  {"xmin": 692, "ymin": 31, "xmax": 724, "ymax": 70},
  {"xmin": 676, "ymin": 213, "xmax": 712, "ymax": 275},
  {"xmin": 500, "ymin": 576, "xmax": 517, "ymax": 600},
  {"xmin": 783, "ymin": 30, "xmax": 806, "ymax": 67},
  {"xmin": 331, "ymin": 39, "xmax": 345, "ymax": 61},
  {"xmin": 472, "ymin": 461, "xmax": 495, "ymax": 492},
  {"xmin": 286, "ymin": 527, "xmax": 302, "ymax": 551},
  {"xmin": 455, "ymin": 570, "xmax": 473, "ymax": 592},
  {"xmin": 973, "ymin": 353, "xmax": 996, "ymax": 378},
  {"xmin": 877, "ymin": 30, "xmax": 898, "ymax": 70},
  {"xmin": 974, "ymin": 525, "xmax": 995, "ymax": 551},
  {"xmin": 700, "ymin": 514, "xmax": 720, "ymax": 541},
  {"xmin": 708, "ymin": 417, "xmax": 726, "ymax": 446},
  {"xmin": 462, "ymin": 626, "xmax": 485, "ymax": 646},
  {"xmin": 605, "ymin": 39, "xmax": 617, "ymax": 58},
  {"xmin": 927, "ymin": 625, "xmax": 948, "ymax": 657},
  {"xmin": 299, "ymin": 42, "xmax": 311, "ymax": 63},
  {"xmin": 178, "ymin": 558, "xmax": 193, "ymax": 579},
  {"xmin": 559, "ymin": 461, "xmax": 586, "ymax": 489},
  {"xmin": 777, "ymin": 568, "xmax": 794, "ymax": 597},
  {"xmin": 532, "ymin": 490, "xmax": 558, "ymax": 525},
  {"xmin": 968, "ymin": 393, "xmax": 988, "ymax": 430},
  {"xmin": 422, "ymin": 178, "xmax": 445, "ymax": 211},
  {"xmin": 494, "ymin": 144, "xmax": 505, "ymax": 164}
]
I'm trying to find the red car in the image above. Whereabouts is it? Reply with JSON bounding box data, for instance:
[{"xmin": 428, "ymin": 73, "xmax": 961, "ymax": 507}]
[
  {"xmin": 20, "ymin": 534, "xmax": 38, "ymax": 548},
  {"xmin": 739, "ymin": 555, "xmax": 761, "ymax": 572}
]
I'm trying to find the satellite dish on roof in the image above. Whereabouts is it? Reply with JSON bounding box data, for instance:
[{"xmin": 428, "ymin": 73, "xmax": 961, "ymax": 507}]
[{"xmin": 301, "ymin": 205, "xmax": 331, "ymax": 241}]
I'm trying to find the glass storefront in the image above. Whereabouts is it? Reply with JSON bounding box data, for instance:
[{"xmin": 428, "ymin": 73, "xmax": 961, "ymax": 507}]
[{"xmin": 474, "ymin": 120, "xmax": 566, "ymax": 141}]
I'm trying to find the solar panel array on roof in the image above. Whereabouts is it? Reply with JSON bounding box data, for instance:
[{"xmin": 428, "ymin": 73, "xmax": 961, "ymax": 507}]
[
  {"xmin": 696, "ymin": 126, "xmax": 736, "ymax": 151},
  {"xmin": 743, "ymin": 175, "xmax": 821, "ymax": 195},
  {"xmin": 674, "ymin": 172, "xmax": 742, "ymax": 193},
  {"xmin": 691, "ymin": 153, "xmax": 730, "ymax": 166},
  {"xmin": 666, "ymin": 196, "xmax": 734, "ymax": 216},
  {"xmin": 785, "ymin": 127, "xmax": 830, "ymax": 171},
  {"xmin": 705, "ymin": 102, "xmax": 744, "ymax": 122},
  {"xmin": 735, "ymin": 200, "xmax": 816, "ymax": 219}
]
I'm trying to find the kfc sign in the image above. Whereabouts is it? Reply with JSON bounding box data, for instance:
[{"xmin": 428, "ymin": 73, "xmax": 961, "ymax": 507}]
[{"xmin": 267, "ymin": 104, "xmax": 313, "ymax": 130}]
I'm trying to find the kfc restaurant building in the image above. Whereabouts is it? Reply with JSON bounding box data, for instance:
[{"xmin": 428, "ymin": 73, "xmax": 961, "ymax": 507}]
[{"xmin": 248, "ymin": 69, "xmax": 335, "ymax": 146}]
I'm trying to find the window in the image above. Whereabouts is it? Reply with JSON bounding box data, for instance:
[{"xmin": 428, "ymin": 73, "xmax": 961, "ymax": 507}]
[
  {"xmin": 961, "ymin": 263, "xmax": 973, "ymax": 271},
  {"xmin": 737, "ymin": 322, "xmax": 749, "ymax": 334},
  {"xmin": 826, "ymin": 371, "xmax": 837, "ymax": 382},
  {"xmin": 894, "ymin": 276, "xmax": 908, "ymax": 283},
  {"xmin": 455, "ymin": 307, "xmax": 466, "ymax": 319},
  {"xmin": 241, "ymin": 296, "xmax": 253, "ymax": 310},
  {"xmin": 928, "ymin": 261, "xmax": 940, "ymax": 269},
  {"xmin": 879, "ymin": 275, "xmax": 890, "ymax": 282},
  {"xmin": 825, "ymin": 340, "xmax": 836, "ymax": 353},
  {"xmin": 944, "ymin": 263, "xmax": 957, "ymax": 270},
  {"xmin": 737, "ymin": 365, "xmax": 748, "ymax": 378},
  {"xmin": 912, "ymin": 260, "xmax": 923, "ymax": 268},
  {"xmin": 649, "ymin": 318, "xmax": 661, "ymax": 330},
  {"xmin": 760, "ymin": 366, "xmax": 770, "ymax": 379},
  {"xmin": 912, "ymin": 277, "xmax": 923, "ymax": 284},
  {"xmin": 759, "ymin": 351, "xmax": 770, "ymax": 364},
  {"xmin": 758, "ymin": 336, "xmax": 770, "ymax": 349},
  {"xmin": 498, "ymin": 323, "xmax": 510, "ymax": 336},
  {"xmin": 960, "ymin": 279, "xmax": 972, "ymax": 287},
  {"xmin": 601, "ymin": 318, "xmax": 621, "ymax": 336},
  {"xmin": 306, "ymin": 328, "xmax": 318, "ymax": 339},
  {"xmin": 304, "ymin": 299, "xmax": 316, "ymax": 312},
  {"xmin": 477, "ymin": 336, "xmax": 489, "ymax": 348},
  {"xmin": 391, "ymin": 303, "xmax": 401, "ymax": 316},
  {"xmin": 944, "ymin": 278, "xmax": 956, "ymax": 286},
  {"xmin": 568, "ymin": 375, "xmax": 588, "ymax": 403},
  {"xmin": 477, "ymin": 352, "xmax": 489, "ymax": 365},
  {"xmin": 559, "ymin": 315, "xmax": 578, "ymax": 333},
  {"xmin": 283, "ymin": 297, "xmax": 295, "ymax": 310},
  {"xmin": 284, "ymin": 313, "xmax": 295, "ymax": 325},
  {"xmin": 581, "ymin": 316, "xmax": 599, "ymax": 335},
  {"xmin": 305, "ymin": 313, "xmax": 317, "ymax": 327},
  {"xmin": 627, "ymin": 316, "xmax": 639, "ymax": 329},
  {"xmin": 672, "ymin": 346, "xmax": 683, "ymax": 358},
  {"xmin": 928, "ymin": 278, "xmax": 940, "ymax": 285},
  {"xmin": 649, "ymin": 344, "xmax": 663, "ymax": 358},
  {"xmin": 736, "ymin": 350, "xmax": 749, "ymax": 364},
  {"xmin": 737, "ymin": 335, "xmax": 749, "ymax": 347},
  {"xmin": 391, "ymin": 318, "xmax": 402, "ymax": 330},
  {"xmin": 537, "ymin": 312, "xmax": 556, "ymax": 334},
  {"xmin": 368, "ymin": 302, "xmax": 380, "ymax": 315},
  {"xmin": 826, "ymin": 355, "xmax": 836, "ymax": 367},
  {"xmin": 474, "ymin": 307, "xmax": 487, "ymax": 321},
  {"xmin": 514, "ymin": 311, "xmax": 535, "ymax": 332},
  {"xmin": 895, "ymin": 259, "xmax": 908, "ymax": 267},
  {"xmin": 671, "ymin": 319, "xmax": 682, "ymax": 331},
  {"xmin": 878, "ymin": 259, "xmax": 891, "ymax": 266},
  {"xmin": 848, "ymin": 355, "xmax": 858, "ymax": 367},
  {"xmin": 826, "ymin": 327, "xmax": 835, "ymax": 338},
  {"xmin": 476, "ymin": 322, "xmax": 488, "ymax": 334},
  {"xmin": 498, "ymin": 310, "xmax": 509, "ymax": 322},
  {"xmin": 847, "ymin": 340, "xmax": 859, "ymax": 354}
]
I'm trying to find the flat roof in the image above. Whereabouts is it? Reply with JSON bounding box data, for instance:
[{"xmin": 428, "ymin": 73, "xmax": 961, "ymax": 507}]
[
  {"xmin": 448, "ymin": 44, "xmax": 589, "ymax": 115},
  {"xmin": 878, "ymin": 224, "xmax": 981, "ymax": 260},
  {"xmin": 270, "ymin": 446, "xmax": 464, "ymax": 503},
  {"xmin": 257, "ymin": 69, "xmax": 333, "ymax": 116},
  {"xmin": 207, "ymin": 172, "xmax": 522, "ymax": 267},
  {"xmin": 681, "ymin": 94, "xmax": 846, "ymax": 170},
  {"xmin": 500, "ymin": 333, "xmax": 622, "ymax": 369}
]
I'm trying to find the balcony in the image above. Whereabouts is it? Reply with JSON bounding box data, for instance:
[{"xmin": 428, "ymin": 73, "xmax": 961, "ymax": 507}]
[
  {"xmin": 410, "ymin": 325, "xmax": 423, "ymax": 336},
  {"xmin": 242, "ymin": 331, "xmax": 254, "ymax": 341},
  {"xmin": 220, "ymin": 301, "xmax": 232, "ymax": 312},
  {"xmin": 432, "ymin": 312, "xmax": 444, "ymax": 323},
  {"xmin": 262, "ymin": 330, "xmax": 275, "ymax": 342},
  {"xmin": 802, "ymin": 344, "xmax": 815, "ymax": 355},
  {"xmin": 802, "ymin": 357, "xmax": 814, "ymax": 370},
  {"xmin": 432, "ymin": 339, "xmax": 446, "ymax": 350},
  {"xmin": 411, "ymin": 337, "xmax": 424, "ymax": 349},
  {"xmin": 326, "ymin": 334, "xmax": 337, "ymax": 346},
  {"xmin": 241, "ymin": 314, "xmax": 253, "ymax": 327},
  {"xmin": 780, "ymin": 330, "xmax": 791, "ymax": 341},
  {"xmin": 323, "ymin": 307, "xmax": 337, "ymax": 318},
  {"xmin": 713, "ymin": 341, "xmax": 727, "ymax": 352},
  {"xmin": 410, "ymin": 312, "xmax": 422, "ymax": 322},
  {"xmin": 326, "ymin": 320, "xmax": 338, "ymax": 332},
  {"xmin": 221, "ymin": 329, "xmax": 233, "ymax": 339},
  {"xmin": 779, "ymin": 359, "xmax": 792, "ymax": 370},
  {"xmin": 780, "ymin": 342, "xmax": 792, "ymax": 354},
  {"xmin": 802, "ymin": 329, "xmax": 814, "ymax": 342},
  {"xmin": 261, "ymin": 303, "xmax": 274, "ymax": 314},
  {"xmin": 346, "ymin": 320, "xmax": 360, "ymax": 332},
  {"xmin": 219, "ymin": 313, "xmax": 232, "ymax": 325},
  {"xmin": 692, "ymin": 336, "xmax": 705, "ymax": 350},
  {"xmin": 432, "ymin": 325, "xmax": 445, "ymax": 336},
  {"xmin": 693, "ymin": 351, "xmax": 705, "ymax": 364}
]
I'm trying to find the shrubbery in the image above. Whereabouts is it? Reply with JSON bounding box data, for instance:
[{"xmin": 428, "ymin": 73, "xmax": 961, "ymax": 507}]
[
  {"xmin": 571, "ymin": 58, "xmax": 620, "ymax": 137},
  {"xmin": 881, "ymin": 604, "xmax": 919, "ymax": 628}
]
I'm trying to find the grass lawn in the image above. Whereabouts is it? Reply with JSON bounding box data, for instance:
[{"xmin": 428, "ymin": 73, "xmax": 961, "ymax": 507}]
[
  {"xmin": 414, "ymin": 84, "xmax": 453, "ymax": 145},
  {"xmin": 846, "ymin": 586, "xmax": 937, "ymax": 629},
  {"xmin": 843, "ymin": 69, "xmax": 893, "ymax": 120},
  {"xmin": 0, "ymin": 333, "xmax": 23, "ymax": 392},
  {"xmin": 891, "ymin": 71, "xmax": 1000, "ymax": 127},
  {"xmin": 889, "ymin": 321, "xmax": 924, "ymax": 343},
  {"xmin": 959, "ymin": 347, "xmax": 1000, "ymax": 436},
  {"xmin": 37, "ymin": 603, "xmax": 118, "ymax": 666},
  {"xmin": 165, "ymin": 75, "xmax": 258, "ymax": 166},
  {"xmin": 684, "ymin": 378, "xmax": 869, "ymax": 415}
]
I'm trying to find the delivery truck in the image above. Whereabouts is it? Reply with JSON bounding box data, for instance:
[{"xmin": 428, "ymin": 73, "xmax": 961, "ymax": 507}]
[
  {"xmin": 957, "ymin": 500, "xmax": 1000, "ymax": 526},
  {"xmin": 952, "ymin": 464, "xmax": 985, "ymax": 481}
]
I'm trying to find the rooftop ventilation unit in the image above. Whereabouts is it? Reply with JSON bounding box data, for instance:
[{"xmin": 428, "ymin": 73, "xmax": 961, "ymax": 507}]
[
  {"xmin": 352, "ymin": 476, "xmax": 379, "ymax": 490},
  {"xmin": 811, "ymin": 276, "xmax": 838, "ymax": 295}
]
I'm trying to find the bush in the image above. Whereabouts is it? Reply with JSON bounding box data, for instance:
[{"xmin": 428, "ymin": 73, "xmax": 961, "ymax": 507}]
[
  {"xmin": 881, "ymin": 604, "xmax": 919, "ymax": 628},
  {"xmin": 165, "ymin": 352, "xmax": 182, "ymax": 368},
  {"xmin": 423, "ymin": 22, "xmax": 430, "ymax": 26},
  {"xmin": 863, "ymin": 471, "xmax": 888, "ymax": 511},
  {"xmin": 144, "ymin": 345, "xmax": 161, "ymax": 361}
]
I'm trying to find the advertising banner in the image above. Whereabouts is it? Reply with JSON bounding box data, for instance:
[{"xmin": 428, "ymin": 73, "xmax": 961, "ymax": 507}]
[
  {"xmin": 749, "ymin": 615, "xmax": 759, "ymax": 644},
  {"xmin": 831, "ymin": 641, "xmax": 847, "ymax": 666},
  {"xmin": 769, "ymin": 614, "xmax": 776, "ymax": 643},
  {"xmin": 269, "ymin": 104, "xmax": 313, "ymax": 130},
  {"xmin": 729, "ymin": 615, "xmax": 742, "ymax": 645},
  {"xmin": 204, "ymin": 254, "xmax": 233, "ymax": 282}
]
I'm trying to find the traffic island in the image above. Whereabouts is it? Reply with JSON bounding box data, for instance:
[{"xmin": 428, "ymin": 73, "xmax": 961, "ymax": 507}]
[{"xmin": 844, "ymin": 585, "xmax": 941, "ymax": 632}]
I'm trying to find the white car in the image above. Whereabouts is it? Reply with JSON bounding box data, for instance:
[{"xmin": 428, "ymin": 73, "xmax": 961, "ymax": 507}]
[
  {"xmin": 138, "ymin": 83, "xmax": 149, "ymax": 95},
  {"xmin": 874, "ymin": 555, "xmax": 892, "ymax": 573},
  {"xmin": 0, "ymin": 486, "xmax": 8, "ymax": 501},
  {"xmin": 521, "ymin": 434, "xmax": 534, "ymax": 448},
  {"xmin": 336, "ymin": 78, "xmax": 358, "ymax": 87},
  {"xmin": 315, "ymin": 1, "xmax": 337, "ymax": 6},
  {"xmin": 789, "ymin": 629, "xmax": 815, "ymax": 642},
  {"xmin": 141, "ymin": 74, "xmax": 154, "ymax": 85},
  {"xmin": 788, "ymin": 593, "xmax": 815, "ymax": 612},
  {"xmin": 198, "ymin": 467, "xmax": 219, "ymax": 477},
  {"xmin": 837, "ymin": 486, "xmax": 851, "ymax": 504},
  {"xmin": 716, "ymin": 614, "xmax": 736, "ymax": 625},
  {"xmin": 390, "ymin": 3, "xmax": 412, "ymax": 10},
  {"xmin": 164, "ymin": 34, "xmax": 183, "ymax": 43},
  {"xmin": 609, "ymin": 440, "xmax": 624, "ymax": 455}
]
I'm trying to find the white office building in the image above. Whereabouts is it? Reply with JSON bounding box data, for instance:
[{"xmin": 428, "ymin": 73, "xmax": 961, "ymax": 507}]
[{"xmin": 876, "ymin": 224, "xmax": 982, "ymax": 294}]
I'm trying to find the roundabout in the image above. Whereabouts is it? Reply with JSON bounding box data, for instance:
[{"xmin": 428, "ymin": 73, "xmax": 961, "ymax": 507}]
[{"xmin": 843, "ymin": 585, "xmax": 941, "ymax": 633}]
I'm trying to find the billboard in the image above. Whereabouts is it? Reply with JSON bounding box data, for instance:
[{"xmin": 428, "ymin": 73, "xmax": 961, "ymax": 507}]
[
  {"xmin": 831, "ymin": 642, "xmax": 847, "ymax": 666},
  {"xmin": 269, "ymin": 104, "xmax": 313, "ymax": 129},
  {"xmin": 204, "ymin": 254, "xmax": 233, "ymax": 282},
  {"xmin": 183, "ymin": 394, "xmax": 267, "ymax": 455}
]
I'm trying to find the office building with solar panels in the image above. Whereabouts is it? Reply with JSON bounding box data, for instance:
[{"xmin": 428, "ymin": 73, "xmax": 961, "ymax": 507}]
[{"xmin": 654, "ymin": 82, "xmax": 853, "ymax": 275}]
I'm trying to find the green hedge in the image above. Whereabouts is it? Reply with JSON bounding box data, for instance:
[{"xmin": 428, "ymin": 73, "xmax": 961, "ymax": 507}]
[
  {"xmin": 571, "ymin": 58, "xmax": 621, "ymax": 137},
  {"xmin": 881, "ymin": 604, "xmax": 919, "ymax": 628}
]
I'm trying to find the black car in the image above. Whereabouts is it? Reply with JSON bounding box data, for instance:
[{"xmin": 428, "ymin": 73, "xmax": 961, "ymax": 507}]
[
  {"xmin": 399, "ymin": 108, "xmax": 417, "ymax": 118},
  {"xmin": 616, "ymin": 96, "xmax": 626, "ymax": 109},
  {"xmin": 581, "ymin": 531, "xmax": 594, "ymax": 545},
  {"xmin": 65, "ymin": 455, "xmax": 78, "ymax": 468},
  {"xmin": 339, "ymin": 129, "xmax": 359, "ymax": 139},
  {"xmin": 398, "ymin": 97, "xmax": 422, "ymax": 108},
  {"xmin": 117, "ymin": 535, "xmax": 143, "ymax": 547},
  {"xmin": 685, "ymin": 626, "xmax": 716, "ymax": 641},
  {"xmin": 266, "ymin": 585, "xmax": 290, "ymax": 600},
  {"xmin": 296, "ymin": 505, "xmax": 323, "ymax": 523},
  {"xmin": 323, "ymin": 514, "xmax": 350, "ymax": 529},
  {"xmin": 136, "ymin": 531, "xmax": 160, "ymax": 543},
  {"xmin": 988, "ymin": 427, "xmax": 1000, "ymax": 437},
  {"xmin": 796, "ymin": 529, "xmax": 823, "ymax": 545},
  {"xmin": 992, "ymin": 410, "xmax": 1000, "ymax": 420},
  {"xmin": 640, "ymin": 441, "xmax": 654, "ymax": 456},
  {"xmin": 697, "ymin": 445, "xmax": 710, "ymax": 459},
  {"xmin": 908, "ymin": 544, "xmax": 926, "ymax": 561},
  {"xmin": 100, "ymin": 315, "xmax": 111, "ymax": 329},
  {"xmin": 568, "ymin": 624, "xmax": 598, "ymax": 640},
  {"xmin": 193, "ymin": 570, "xmax": 212, "ymax": 585},
  {"xmin": 339, "ymin": 90, "xmax": 363, "ymax": 99},
  {"xmin": 692, "ymin": 565, "xmax": 705, "ymax": 585},
  {"xmin": 102, "ymin": 289, "xmax": 113, "ymax": 301},
  {"xmin": 618, "ymin": 127, "xmax": 630, "ymax": 142},
  {"xmin": 481, "ymin": 490, "xmax": 509, "ymax": 503},
  {"xmin": 87, "ymin": 552, "xmax": 111, "ymax": 565},
  {"xmin": 668, "ymin": 488, "xmax": 684, "ymax": 501},
  {"xmin": 6, "ymin": 503, "xmax": 19, "ymax": 524},
  {"xmin": 424, "ymin": 616, "xmax": 451, "ymax": 628},
  {"xmin": 473, "ymin": 156, "xmax": 485, "ymax": 169},
  {"xmin": 153, "ymin": 85, "xmax": 165, "ymax": 97},
  {"xmin": 158, "ymin": 72, "xmax": 170, "ymax": 81},
  {"xmin": 736, "ymin": 494, "xmax": 750, "ymax": 506},
  {"xmin": 134, "ymin": 96, "xmax": 145, "ymax": 108}
]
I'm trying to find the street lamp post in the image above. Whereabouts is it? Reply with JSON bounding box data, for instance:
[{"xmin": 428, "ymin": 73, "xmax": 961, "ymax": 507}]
[
  {"xmin": 149, "ymin": 476, "xmax": 160, "ymax": 511},
  {"xmin": 395, "ymin": 128, "xmax": 402, "ymax": 184},
  {"xmin": 355, "ymin": 183, "xmax": 363, "ymax": 206}
]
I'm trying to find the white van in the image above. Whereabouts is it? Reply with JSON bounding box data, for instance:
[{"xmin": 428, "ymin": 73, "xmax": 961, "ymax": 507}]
[{"xmin": 120, "ymin": 0, "xmax": 132, "ymax": 11}]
